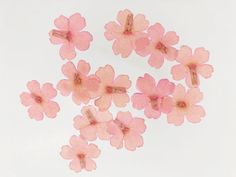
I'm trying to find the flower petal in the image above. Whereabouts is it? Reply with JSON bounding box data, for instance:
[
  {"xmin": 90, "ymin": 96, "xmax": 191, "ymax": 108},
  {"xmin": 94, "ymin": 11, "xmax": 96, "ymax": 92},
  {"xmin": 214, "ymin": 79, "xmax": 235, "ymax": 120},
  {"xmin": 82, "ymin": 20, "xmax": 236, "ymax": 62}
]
[
  {"xmin": 95, "ymin": 95, "xmax": 112, "ymax": 111},
  {"xmin": 96, "ymin": 65, "xmax": 115, "ymax": 85},
  {"xmin": 41, "ymin": 83, "xmax": 57, "ymax": 99},
  {"xmin": 59, "ymin": 44, "xmax": 76, "ymax": 60},
  {"xmin": 144, "ymin": 105, "xmax": 161, "ymax": 119},
  {"xmin": 84, "ymin": 158, "xmax": 96, "ymax": 171},
  {"xmin": 75, "ymin": 31, "xmax": 93, "ymax": 51},
  {"xmin": 77, "ymin": 60, "xmax": 90, "ymax": 75},
  {"xmin": 161, "ymin": 96, "xmax": 174, "ymax": 113},
  {"xmin": 69, "ymin": 13, "xmax": 86, "ymax": 32},
  {"xmin": 186, "ymin": 105, "xmax": 205, "ymax": 123},
  {"xmin": 20, "ymin": 92, "xmax": 34, "ymax": 106},
  {"xmin": 62, "ymin": 62, "xmax": 77, "ymax": 79},
  {"xmin": 124, "ymin": 131, "xmax": 143, "ymax": 151},
  {"xmin": 43, "ymin": 101, "xmax": 60, "ymax": 118},
  {"xmin": 27, "ymin": 80, "xmax": 41, "ymax": 95},
  {"xmin": 163, "ymin": 31, "xmax": 179, "ymax": 46},
  {"xmin": 72, "ymin": 90, "xmax": 90, "ymax": 105},
  {"xmin": 136, "ymin": 73, "xmax": 156, "ymax": 94},
  {"xmin": 57, "ymin": 79, "xmax": 72, "ymax": 96},
  {"xmin": 116, "ymin": 111, "xmax": 133, "ymax": 125},
  {"xmin": 114, "ymin": 75, "xmax": 131, "ymax": 88},
  {"xmin": 176, "ymin": 45, "xmax": 192, "ymax": 64},
  {"xmin": 133, "ymin": 14, "xmax": 149, "ymax": 31},
  {"xmin": 74, "ymin": 115, "xmax": 90, "ymax": 130},
  {"xmin": 186, "ymin": 88, "xmax": 203, "ymax": 104},
  {"xmin": 156, "ymin": 79, "xmax": 175, "ymax": 97},
  {"xmin": 54, "ymin": 15, "xmax": 68, "ymax": 30},
  {"xmin": 171, "ymin": 64, "xmax": 187, "ymax": 80},
  {"xmin": 172, "ymin": 84, "xmax": 186, "ymax": 100},
  {"xmin": 117, "ymin": 9, "xmax": 132, "ymax": 26},
  {"xmin": 69, "ymin": 159, "xmax": 82, "ymax": 173},
  {"xmin": 148, "ymin": 53, "xmax": 164, "ymax": 69},
  {"xmin": 129, "ymin": 118, "xmax": 146, "ymax": 134},
  {"xmin": 167, "ymin": 109, "xmax": 185, "ymax": 126},
  {"xmin": 86, "ymin": 144, "xmax": 101, "ymax": 158},
  {"xmin": 28, "ymin": 105, "xmax": 44, "ymax": 121},
  {"xmin": 60, "ymin": 145, "xmax": 74, "ymax": 160},
  {"xmin": 131, "ymin": 93, "xmax": 149, "ymax": 110},
  {"xmin": 112, "ymin": 93, "xmax": 130, "ymax": 107},
  {"xmin": 147, "ymin": 23, "xmax": 165, "ymax": 42},
  {"xmin": 193, "ymin": 47, "xmax": 209, "ymax": 63},
  {"xmin": 112, "ymin": 38, "xmax": 133, "ymax": 58},
  {"xmin": 80, "ymin": 126, "xmax": 97, "ymax": 141},
  {"xmin": 197, "ymin": 64, "xmax": 214, "ymax": 78}
]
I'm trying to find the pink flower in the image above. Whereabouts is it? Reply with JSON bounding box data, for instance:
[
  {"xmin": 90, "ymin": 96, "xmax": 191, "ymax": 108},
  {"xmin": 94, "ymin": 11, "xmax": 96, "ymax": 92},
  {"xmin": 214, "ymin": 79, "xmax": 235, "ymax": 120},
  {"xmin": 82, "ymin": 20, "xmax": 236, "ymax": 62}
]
[
  {"xmin": 167, "ymin": 84, "xmax": 205, "ymax": 126},
  {"xmin": 60, "ymin": 135, "xmax": 100, "ymax": 173},
  {"xmin": 20, "ymin": 80, "xmax": 60, "ymax": 121},
  {"xmin": 132, "ymin": 74, "xmax": 175, "ymax": 119},
  {"xmin": 57, "ymin": 60, "xmax": 99, "ymax": 105},
  {"xmin": 171, "ymin": 45, "xmax": 214, "ymax": 88},
  {"xmin": 49, "ymin": 13, "xmax": 93, "ymax": 60},
  {"xmin": 95, "ymin": 65, "xmax": 131, "ymax": 111},
  {"xmin": 104, "ymin": 9, "xmax": 149, "ymax": 58},
  {"xmin": 74, "ymin": 105, "xmax": 113, "ymax": 141},
  {"xmin": 107, "ymin": 111, "xmax": 146, "ymax": 151},
  {"xmin": 135, "ymin": 23, "xmax": 179, "ymax": 69}
]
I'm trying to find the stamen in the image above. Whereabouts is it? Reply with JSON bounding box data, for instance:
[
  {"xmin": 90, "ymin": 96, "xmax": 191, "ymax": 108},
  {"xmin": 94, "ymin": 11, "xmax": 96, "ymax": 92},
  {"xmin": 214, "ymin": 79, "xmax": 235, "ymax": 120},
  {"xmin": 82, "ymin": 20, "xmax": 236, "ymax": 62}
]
[
  {"xmin": 51, "ymin": 29, "xmax": 71, "ymax": 41},
  {"xmin": 114, "ymin": 119, "xmax": 130, "ymax": 134},
  {"xmin": 176, "ymin": 101, "xmax": 187, "ymax": 109},
  {"xmin": 149, "ymin": 96, "xmax": 162, "ymax": 110},
  {"xmin": 187, "ymin": 64, "xmax": 199, "ymax": 87},
  {"xmin": 77, "ymin": 154, "xmax": 86, "ymax": 168},
  {"xmin": 155, "ymin": 42, "xmax": 168, "ymax": 54},
  {"xmin": 123, "ymin": 14, "xmax": 133, "ymax": 35},
  {"xmin": 31, "ymin": 94, "xmax": 43, "ymax": 104},
  {"xmin": 85, "ymin": 110, "xmax": 97, "ymax": 125},
  {"xmin": 74, "ymin": 73, "xmax": 82, "ymax": 86},
  {"xmin": 106, "ymin": 86, "xmax": 126, "ymax": 94}
]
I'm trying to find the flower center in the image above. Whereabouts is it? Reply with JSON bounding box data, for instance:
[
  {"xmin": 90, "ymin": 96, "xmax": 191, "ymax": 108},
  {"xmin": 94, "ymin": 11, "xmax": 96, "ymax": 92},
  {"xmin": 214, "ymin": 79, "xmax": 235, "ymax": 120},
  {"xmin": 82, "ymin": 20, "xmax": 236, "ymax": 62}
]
[
  {"xmin": 187, "ymin": 63, "xmax": 199, "ymax": 87},
  {"xmin": 155, "ymin": 42, "xmax": 168, "ymax": 54},
  {"xmin": 77, "ymin": 154, "xmax": 86, "ymax": 168},
  {"xmin": 149, "ymin": 95, "xmax": 162, "ymax": 111},
  {"xmin": 176, "ymin": 101, "xmax": 187, "ymax": 109},
  {"xmin": 114, "ymin": 119, "xmax": 130, "ymax": 135},
  {"xmin": 31, "ymin": 94, "xmax": 43, "ymax": 104},
  {"xmin": 85, "ymin": 110, "xmax": 97, "ymax": 125},
  {"xmin": 74, "ymin": 73, "xmax": 82, "ymax": 86},
  {"xmin": 51, "ymin": 29, "xmax": 72, "ymax": 41},
  {"xmin": 106, "ymin": 86, "xmax": 126, "ymax": 94},
  {"xmin": 123, "ymin": 14, "xmax": 133, "ymax": 35}
]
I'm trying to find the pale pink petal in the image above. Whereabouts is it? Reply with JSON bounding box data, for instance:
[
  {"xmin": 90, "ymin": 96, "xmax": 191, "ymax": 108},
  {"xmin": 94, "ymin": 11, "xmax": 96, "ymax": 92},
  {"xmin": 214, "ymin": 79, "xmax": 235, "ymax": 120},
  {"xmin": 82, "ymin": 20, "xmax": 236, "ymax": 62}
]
[
  {"xmin": 96, "ymin": 123, "xmax": 110, "ymax": 140},
  {"xmin": 186, "ymin": 105, "xmax": 205, "ymax": 123},
  {"xmin": 77, "ymin": 60, "xmax": 90, "ymax": 75},
  {"xmin": 96, "ymin": 111, "xmax": 113, "ymax": 122},
  {"xmin": 116, "ymin": 111, "xmax": 133, "ymax": 125},
  {"xmin": 72, "ymin": 91, "xmax": 90, "ymax": 105},
  {"xmin": 161, "ymin": 97, "xmax": 174, "ymax": 113},
  {"xmin": 75, "ymin": 31, "xmax": 93, "ymax": 51},
  {"xmin": 133, "ymin": 14, "xmax": 149, "ymax": 31},
  {"xmin": 95, "ymin": 95, "xmax": 112, "ymax": 111},
  {"xmin": 69, "ymin": 159, "xmax": 82, "ymax": 172},
  {"xmin": 165, "ymin": 47, "xmax": 178, "ymax": 61},
  {"xmin": 148, "ymin": 23, "xmax": 165, "ymax": 42},
  {"xmin": 28, "ymin": 105, "xmax": 44, "ymax": 121},
  {"xmin": 86, "ymin": 144, "xmax": 101, "ymax": 158},
  {"xmin": 144, "ymin": 105, "xmax": 161, "ymax": 119},
  {"xmin": 104, "ymin": 22, "xmax": 123, "ymax": 40},
  {"xmin": 124, "ymin": 132, "xmax": 143, "ymax": 151},
  {"xmin": 167, "ymin": 109, "xmax": 185, "ymax": 126},
  {"xmin": 84, "ymin": 158, "xmax": 96, "ymax": 171},
  {"xmin": 43, "ymin": 101, "xmax": 60, "ymax": 118},
  {"xmin": 60, "ymin": 145, "xmax": 74, "ymax": 160},
  {"xmin": 20, "ymin": 92, "xmax": 34, "ymax": 106},
  {"xmin": 129, "ymin": 118, "xmax": 146, "ymax": 134},
  {"xmin": 117, "ymin": 9, "xmax": 132, "ymax": 26},
  {"xmin": 186, "ymin": 88, "xmax": 203, "ymax": 104},
  {"xmin": 172, "ymin": 84, "xmax": 186, "ymax": 100},
  {"xmin": 41, "ymin": 83, "xmax": 57, "ymax": 99},
  {"xmin": 112, "ymin": 93, "xmax": 130, "ymax": 107},
  {"xmin": 148, "ymin": 53, "xmax": 164, "ymax": 69},
  {"xmin": 57, "ymin": 79, "xmax": 72, "ymax": 96},
  {"xmin": 156, "ymin": 79, "xmax": 175, "ymax": 97},
  {"xmin": 110, "ymin": 134, "xmax": 123, "ymax": 149},
  {"xmin": 95, "ymin": 65, "xmax": 115, "ymax": 84},
  {"xmin": 49, "ymin": 30, "xmax": 66, "ymax": 44},
  {"xmin": 54, "ymin": 15, "xmax": 68, "ymax": 30},
  {"xmin": 69, "ymin": 13, "xmax": 86, "ymax": 32},
  {"xmin": 84, "ymin": 76, "xmax": 100, "ymax": 92},
  {"xmin": 69, "ymin": 135, "xmax": 88, "ymax": 150},
  {"xmin": 176, "ymin": 45, "xmax": 192, "ymax": 64},
  {"xmin": 59, "ymin": 44, "xmax": 76, "ymax": 60},
  {"xmin": 136, "ymin": 73, "xmax": 156, "ymax": 94},
  {"xmin": 114, "ymin": 75, "xmax": 131, "ymax": 88},
  {"xmin": 74, "ymin": 115, "xmax": 90, "ymax": 130},
  {"xmin": 27, "ymin": 80, "xmax": 41, "ymax": 95},
  {"xmin": 171, "ymin": 64, "xmax": 188, "ymax": 80},
  {"xmin": 135, "ymin": 37, "xmax": 151, "ymax": 56},
  {"xmin": 80, "ymin": 126, "xmax": 97, "ymax": 141},
  {"xmin": 62, "ymin": 62, "xmax": 77, "ymax": 79},
  {"xmin": 197, "ymin": 64, "xmax": 214, "ymax": 78},
  {"xmin": 131, "ymin": 93, "xmax": 149, "ymax": 110},
  {"xmin": 112, "ymin": 38, "xmax": 133, "ymax": 58},
  {"xmin": 193, "ymin": 47, "xmax": 209, "ymax": 63},
  {"xmin": 163, "ymin": 31, "xmax": 179, "ymax": 45}
]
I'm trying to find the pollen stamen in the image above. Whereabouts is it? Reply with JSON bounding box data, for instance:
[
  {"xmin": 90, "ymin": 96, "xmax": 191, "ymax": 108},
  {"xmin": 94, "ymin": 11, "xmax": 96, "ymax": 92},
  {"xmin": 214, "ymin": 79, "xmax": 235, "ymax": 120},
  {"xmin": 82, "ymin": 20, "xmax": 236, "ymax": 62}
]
[
  {"xmin": 106, "ymin": 86, "xmax": 126, "ymax": 94},
  {"xmin": 114, "ymin": 119, "xmax": 130, "ymax": 134},
  {"xmin": 176, "ymin": 101, "xmax": 187, "ymax": 109},
  {"xmin": 77, "ymin": 154, "xmax": 86, "ymax": 168},
  {"xmin": 156, "ymin": 42, "xmax": 168, "ymax": 54},
  {"xmin": 51, "ymin": 29, "xmax": 71, "ymax": 41},
  {"xmin": 123, "ymin": 14, "xmax": 134, "ymax": 35},
  {"xmin": 85, "ymin": 110, "xmax": 97, "ymax": 125},
  {"xmin": 74, "ymin": 73, "xmax": 82, "ymax": 86},
  {"xmin": 149, "ymin": 96, "xmax": 162, "ymax": 111},
  {"xmin": 31, "ymin": 94, "xmax": 43, "ymax": 104},
  {"xmin": 188, "ymin": 64, "xmax": 199, "ymax": 87}
]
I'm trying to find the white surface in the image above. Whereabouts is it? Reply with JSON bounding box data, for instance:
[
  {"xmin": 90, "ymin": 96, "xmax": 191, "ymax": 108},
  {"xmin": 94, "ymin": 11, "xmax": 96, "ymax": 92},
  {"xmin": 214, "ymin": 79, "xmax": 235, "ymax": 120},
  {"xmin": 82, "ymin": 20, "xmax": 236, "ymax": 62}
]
[{"xmin": 0, "ymin": 0, "xmax": 235, "ymax": 177}]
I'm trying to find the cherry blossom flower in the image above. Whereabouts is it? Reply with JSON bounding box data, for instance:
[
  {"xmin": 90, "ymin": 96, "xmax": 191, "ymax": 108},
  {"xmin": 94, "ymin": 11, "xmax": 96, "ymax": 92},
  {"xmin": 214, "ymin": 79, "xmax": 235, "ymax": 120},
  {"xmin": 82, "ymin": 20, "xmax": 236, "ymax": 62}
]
[
  {"xmin": 131, "ymin": 74, "xmax": 175, "ymax": 119},
  {"xmin": 94, "ymin": 65, "xmax": 131, "ymax": 111},
  {"xmin": 107, "ymin": 111, "xmax": 146, "ymax": 151},
  {"xmin": 49, "ymin": 13, "xmax": 93, "ymax": 60},
  {"xmin": 104, "ymin": 9, "xmax": 149, "ymax": 58},
  {"xmin": 60, "ymin": 135, "xmax": 100, "ymax": 173},
  {"xmin": 171, "ymin": 45, "xmax": 214, "ymax": 88},
  {"xmin": 20, "ymin": 80, "xmax": 60, "ymax": 121},
  {"xmin": 167, "ymin": 84, "xmax": 205, "ymax": 126},
  {"xmin": 57, "ymin": 60, "xmax": 99, "ymax": 105},
  {"xmin": 74, "ymin": 105, "xmax": 113, "ymax": 141},
  {"xmin": 135, "ymin": 23, "xmax": 179, "ymax": 69}
]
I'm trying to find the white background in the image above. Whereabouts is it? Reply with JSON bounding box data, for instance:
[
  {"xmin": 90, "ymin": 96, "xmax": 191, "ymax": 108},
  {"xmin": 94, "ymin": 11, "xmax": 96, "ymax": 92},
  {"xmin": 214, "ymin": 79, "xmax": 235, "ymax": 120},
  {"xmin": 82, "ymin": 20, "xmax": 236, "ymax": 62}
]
[{"xmin": 0, "ymin": 0, "xmax": 235, "ymax": 177}]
